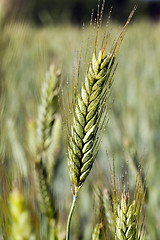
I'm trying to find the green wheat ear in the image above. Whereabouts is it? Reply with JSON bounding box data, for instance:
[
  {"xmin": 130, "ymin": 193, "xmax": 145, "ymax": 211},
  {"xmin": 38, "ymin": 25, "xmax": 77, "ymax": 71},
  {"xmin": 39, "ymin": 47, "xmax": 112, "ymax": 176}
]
[
  {"xmin": 37, "ymin": 64, "xmax": 60, "ymax": 153},
  {"xmin": 116, "ymin": 192, "xmax": 143, "ymax": 240},
  {"xmin": 64, "ymin": 3, "xmax": 136, "ymax": 239},
  {"xmin": 36, "ymin": 64, "xmax": 60, "ymax": 219},
  {"xmin": 93, "ymin": 161, "xmax": 146, "ymax": 240},
  {"xmin": 67, "ymin": 50, "xmax": 115, "ymax": 192},
  {"xmin": 65, "ymin": 7, "xmax": 136, "ymax": 194},
  {"xmin": 111, "ymin": 159, "xmax": 145, "ymax": 240}
]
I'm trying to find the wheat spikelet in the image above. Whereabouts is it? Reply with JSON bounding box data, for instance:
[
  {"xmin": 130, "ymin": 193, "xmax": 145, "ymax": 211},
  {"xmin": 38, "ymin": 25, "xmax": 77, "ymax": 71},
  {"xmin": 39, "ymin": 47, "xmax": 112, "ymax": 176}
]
[{"xmin": 66, "ymin": 6, "xmax": 136, "ymax": 193}]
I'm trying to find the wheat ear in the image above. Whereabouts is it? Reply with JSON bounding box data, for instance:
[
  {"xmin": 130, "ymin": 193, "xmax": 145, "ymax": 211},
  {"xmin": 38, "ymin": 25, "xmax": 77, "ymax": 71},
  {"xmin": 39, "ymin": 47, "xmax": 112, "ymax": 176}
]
[
  {"xmin": 65, "ymin": 6, "xmax": 136, "ymax": 240},
  {"xmin": 114, "ymin": 161, "xmax": 146, "ymax": 240},
  {"xmin": 37, "ymin": 65, "xmax": 60, "ymax": 153},
  {"xmin": 116, "ymin": 192, "xmax": 138, "ymax": 240},
  {"xmin": 67, "ymin": 50, "xmax": 116, "ymax": 192},
  {"xmin": 66, "ymin": 46, "xmax": 117, "ymax": 240},
  {"xmin": 36, "ymin": 65, "xmax": 60, "ymax": 219},
  {"xmin": 66, "ymin": 8, "xmax": 136, "ymax": 195}
]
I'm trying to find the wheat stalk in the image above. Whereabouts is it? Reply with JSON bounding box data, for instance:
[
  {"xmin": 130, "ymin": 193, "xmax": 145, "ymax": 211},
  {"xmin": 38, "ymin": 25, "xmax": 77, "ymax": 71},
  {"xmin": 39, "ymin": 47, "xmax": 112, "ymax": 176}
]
[{"xmin": 65, "ymin": 4, "xmax": 136, "ymax": 239}]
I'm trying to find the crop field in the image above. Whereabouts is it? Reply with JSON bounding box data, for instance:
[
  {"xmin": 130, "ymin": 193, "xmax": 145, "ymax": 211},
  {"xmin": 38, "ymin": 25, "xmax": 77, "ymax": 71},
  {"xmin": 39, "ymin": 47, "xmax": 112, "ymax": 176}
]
[{"xmin": 0, "ymin": 15, "xmax": 160, "ymax": 240}]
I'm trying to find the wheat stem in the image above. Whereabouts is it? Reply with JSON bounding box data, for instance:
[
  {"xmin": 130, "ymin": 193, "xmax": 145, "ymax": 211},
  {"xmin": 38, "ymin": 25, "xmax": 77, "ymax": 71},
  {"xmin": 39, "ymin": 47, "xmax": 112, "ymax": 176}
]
[{"xmin": 66, "ymin": 193, "xmax": 78, "ymax": 240}]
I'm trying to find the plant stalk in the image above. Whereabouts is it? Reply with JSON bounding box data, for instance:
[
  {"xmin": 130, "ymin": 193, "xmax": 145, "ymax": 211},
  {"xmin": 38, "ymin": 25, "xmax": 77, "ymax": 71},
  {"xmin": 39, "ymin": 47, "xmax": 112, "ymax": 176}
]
[{"xmin": 66, "ymin": 193, "xmax": 78, "ymax": 240}]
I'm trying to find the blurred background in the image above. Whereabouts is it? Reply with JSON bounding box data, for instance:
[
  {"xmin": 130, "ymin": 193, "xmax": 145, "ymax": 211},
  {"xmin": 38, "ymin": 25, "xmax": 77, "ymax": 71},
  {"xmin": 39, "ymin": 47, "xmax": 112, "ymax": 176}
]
[
  {"xmin": 0, "ymin": 0, "xmax": 160, "ymax": 239},
  {"xmin": 0, "ymin": 0, "xmax": 160, "ymax": 24}
]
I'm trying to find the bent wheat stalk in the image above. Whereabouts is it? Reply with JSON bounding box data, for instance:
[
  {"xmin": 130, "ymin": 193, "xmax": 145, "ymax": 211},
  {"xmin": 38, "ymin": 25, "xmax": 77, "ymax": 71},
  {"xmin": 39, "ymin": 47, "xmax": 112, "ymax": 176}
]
[{"xmin": 64, "ymin": 4, "xmax": 136, "ymax": 239}]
